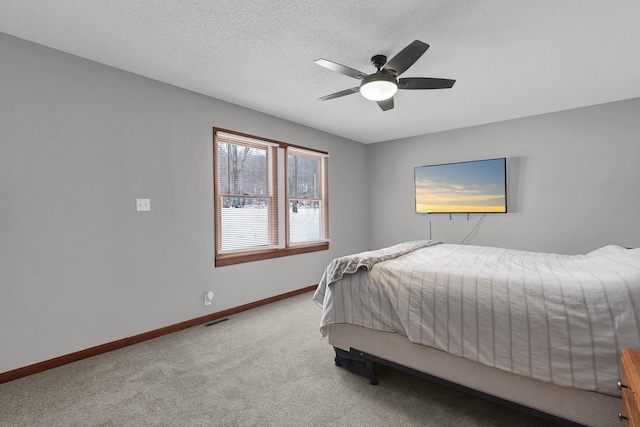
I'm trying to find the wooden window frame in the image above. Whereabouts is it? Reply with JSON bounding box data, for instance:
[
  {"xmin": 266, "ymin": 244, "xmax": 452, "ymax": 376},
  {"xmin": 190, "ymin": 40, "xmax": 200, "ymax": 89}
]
[{"xmin": 214, "ymin": 128, "xmax": 329, "ymax": 267}]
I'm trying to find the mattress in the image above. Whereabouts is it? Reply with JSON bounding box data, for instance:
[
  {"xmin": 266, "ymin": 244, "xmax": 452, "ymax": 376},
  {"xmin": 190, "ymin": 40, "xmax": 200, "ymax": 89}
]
[{"xmin": 314, "ymin": 242, "xmax": 640, "ymax": 396}]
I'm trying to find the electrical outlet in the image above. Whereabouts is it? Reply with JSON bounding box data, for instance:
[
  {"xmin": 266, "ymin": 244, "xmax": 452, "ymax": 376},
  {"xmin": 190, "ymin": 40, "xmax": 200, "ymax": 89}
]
[{"xmin": 204, "ymin": 291, "xmax": 214, "ymax": 306}]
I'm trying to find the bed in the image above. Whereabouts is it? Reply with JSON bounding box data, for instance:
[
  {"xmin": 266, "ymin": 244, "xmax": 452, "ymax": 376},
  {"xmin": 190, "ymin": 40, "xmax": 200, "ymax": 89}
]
[{"xmin": 313, "ymin": 241, "xmax": 640, "ymax": 427}]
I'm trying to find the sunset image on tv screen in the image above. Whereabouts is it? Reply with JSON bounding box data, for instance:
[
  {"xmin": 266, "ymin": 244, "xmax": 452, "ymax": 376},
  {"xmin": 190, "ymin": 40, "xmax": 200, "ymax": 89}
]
[{"xmin": 415, "ymin": 158, "xmax": 507, "ymax": 214}]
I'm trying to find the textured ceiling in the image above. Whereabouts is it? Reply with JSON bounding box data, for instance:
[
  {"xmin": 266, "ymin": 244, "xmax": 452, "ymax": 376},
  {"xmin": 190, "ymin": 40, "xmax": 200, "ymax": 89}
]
[{"xmin": 1, "ymin": 0, "xmax": 639, "ymax": 144}]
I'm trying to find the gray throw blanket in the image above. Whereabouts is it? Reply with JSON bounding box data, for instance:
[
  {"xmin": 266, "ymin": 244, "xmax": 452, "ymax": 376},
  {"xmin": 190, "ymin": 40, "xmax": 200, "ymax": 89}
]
[{"xmin": 313, "ymin": 240, "xmax": 441, "ymax": 306}]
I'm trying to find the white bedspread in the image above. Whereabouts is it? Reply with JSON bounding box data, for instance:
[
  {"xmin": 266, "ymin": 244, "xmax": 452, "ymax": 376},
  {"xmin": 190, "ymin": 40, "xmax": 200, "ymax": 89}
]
[{"xmin": 313, "ymin": 243, "xmax": 640, "ymax": 396}]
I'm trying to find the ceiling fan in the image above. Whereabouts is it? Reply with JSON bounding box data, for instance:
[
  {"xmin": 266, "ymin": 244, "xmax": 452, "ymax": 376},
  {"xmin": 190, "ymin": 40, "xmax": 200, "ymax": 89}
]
[{"xmin": 315, "ymin": 40, "xmax": 455, "ymax": 111}]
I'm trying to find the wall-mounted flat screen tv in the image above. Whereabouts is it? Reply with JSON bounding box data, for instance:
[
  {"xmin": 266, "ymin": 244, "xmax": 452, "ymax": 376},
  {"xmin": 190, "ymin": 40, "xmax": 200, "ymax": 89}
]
[{"xmin": 415, "ymin": 157, "xmax": 507, "ymax": 214}]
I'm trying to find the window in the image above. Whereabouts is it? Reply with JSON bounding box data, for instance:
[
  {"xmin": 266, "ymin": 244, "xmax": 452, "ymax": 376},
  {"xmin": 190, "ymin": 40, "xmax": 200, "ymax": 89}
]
[{"xmin": 214, "ymin": 128, "xmax": 329, "ymax": 266}]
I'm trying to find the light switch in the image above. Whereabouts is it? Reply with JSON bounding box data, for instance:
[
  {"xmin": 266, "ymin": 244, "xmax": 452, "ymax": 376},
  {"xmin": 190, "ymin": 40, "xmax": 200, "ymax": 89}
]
[{"xmin": 136, "ymin": 198, "xmax": 151, "ymax": 212}]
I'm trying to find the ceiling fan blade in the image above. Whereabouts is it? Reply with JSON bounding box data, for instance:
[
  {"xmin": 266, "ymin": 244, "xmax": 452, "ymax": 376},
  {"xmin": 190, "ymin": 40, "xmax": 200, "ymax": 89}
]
[
  {"xmin": 399, "ymin": 77, "xmax": 456, "ymax": 90},
  {"xmin": 377, "ymin": 97, "xmax": 394, "ymax": 111},
  {"xmin": 383, "ymin": 40, "xmax": 429, "ymax": 77},
  {"xmin": 314, "ymin": 59, "xmax": 368, "ymax": 80},
  {"xmin": 318, "ymin": 87, "xmax": 360, "ymax": 101}
]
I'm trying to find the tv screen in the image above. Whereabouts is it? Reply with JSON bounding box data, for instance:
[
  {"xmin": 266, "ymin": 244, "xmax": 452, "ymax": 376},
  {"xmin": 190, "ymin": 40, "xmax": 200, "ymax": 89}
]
[{"xmin": 414, "ymin": 158, "xmax": 507, "ymax": 214}]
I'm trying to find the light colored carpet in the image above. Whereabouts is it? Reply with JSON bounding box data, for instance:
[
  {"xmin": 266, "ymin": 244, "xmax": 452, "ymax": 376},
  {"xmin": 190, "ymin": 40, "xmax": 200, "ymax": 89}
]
[{"xmin": 0, "ymin": 292, "xmax": 561, "ymax": 426}]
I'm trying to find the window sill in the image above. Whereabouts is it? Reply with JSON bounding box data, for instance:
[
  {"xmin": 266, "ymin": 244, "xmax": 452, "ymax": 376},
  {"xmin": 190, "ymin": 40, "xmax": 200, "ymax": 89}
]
[{"xmin": 215, "ymin": 242, "xmax": 329, "ymax": 267}]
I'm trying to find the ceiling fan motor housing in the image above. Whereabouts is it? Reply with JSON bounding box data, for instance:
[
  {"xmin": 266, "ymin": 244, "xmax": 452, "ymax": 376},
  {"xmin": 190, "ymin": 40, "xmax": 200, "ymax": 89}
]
[{"xmin": 361, "ymin": 72, "xmax": 397, "ymax": 87}]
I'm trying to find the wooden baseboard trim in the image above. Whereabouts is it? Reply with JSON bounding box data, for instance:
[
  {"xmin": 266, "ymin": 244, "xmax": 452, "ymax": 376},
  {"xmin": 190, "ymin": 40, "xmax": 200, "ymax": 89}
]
[{"xmin": 0, "ymin": 285, "xmax": 317, "ymax": 385}]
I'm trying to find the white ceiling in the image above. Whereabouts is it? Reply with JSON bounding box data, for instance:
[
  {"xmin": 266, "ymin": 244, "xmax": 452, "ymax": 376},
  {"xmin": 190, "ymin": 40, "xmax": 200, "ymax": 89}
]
[{"xmin": 1, "ymin": 0, "xmax": 639, "ymax": 144}]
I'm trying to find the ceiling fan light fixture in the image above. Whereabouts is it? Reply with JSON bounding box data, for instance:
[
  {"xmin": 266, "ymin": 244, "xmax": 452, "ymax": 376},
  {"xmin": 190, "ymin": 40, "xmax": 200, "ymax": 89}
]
[{"xmin": 360, "ymin": 73, "xmax": 398, "ymax": 101}]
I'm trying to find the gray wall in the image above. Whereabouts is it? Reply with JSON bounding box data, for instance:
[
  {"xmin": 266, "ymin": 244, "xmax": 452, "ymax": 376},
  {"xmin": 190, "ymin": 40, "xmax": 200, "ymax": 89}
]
[
  {"xmin": 0, "ymin": 33, "xmax": 370, "ymax": 373},
  {"xmin": 368, "ymin": 98, "xmax": 640, "ymax": 253}
]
